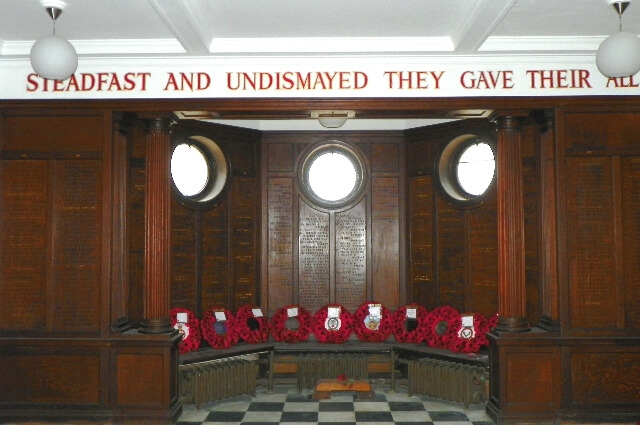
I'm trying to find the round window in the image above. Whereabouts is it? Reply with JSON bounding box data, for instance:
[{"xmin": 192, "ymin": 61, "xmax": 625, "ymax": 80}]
[
  {"xmin": 170, "ymin": 135, "xmax": 229, "ymax": 209},
  {"xmin": 299, "ymin": 142, "xmax": 366, "ymax": 209},
  {"xmin": 437, "ymin": 135, "xmax": 495, "ymax": 204},
  {"xmin": 171, "ymin": 143, "xmax": 211, "ymax": 198},
  {"xmin": 455, "ymin": 141, "xmax": 495, "ymax": 197}
]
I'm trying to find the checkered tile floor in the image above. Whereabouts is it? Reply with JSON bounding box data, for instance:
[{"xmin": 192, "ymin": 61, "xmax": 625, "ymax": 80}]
[{"xmin": 176, "ymin": 384, "xmax": 495, "ymax": 425}]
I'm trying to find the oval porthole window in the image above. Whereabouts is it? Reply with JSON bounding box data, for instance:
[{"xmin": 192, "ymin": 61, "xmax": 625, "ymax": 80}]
[
  {"xmin": 299, "ymin": 142, "xmax": 366, "ymax": 209},
  {"xmin": 437, "ymin": 135, "xmax": 495, "ymax": 205},
  {"xmin": 170, "ymin": 135, "xmax": 229, "ymax": 209}
]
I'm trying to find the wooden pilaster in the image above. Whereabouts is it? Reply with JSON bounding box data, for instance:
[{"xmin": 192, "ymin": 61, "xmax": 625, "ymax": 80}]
[
  {"xmin": 139, "ymin": 115, "xmax": 174, "ymax": 334},
  {"xmin": 495, "ymin": 115, "xmax": 529, "ymax": 332}
]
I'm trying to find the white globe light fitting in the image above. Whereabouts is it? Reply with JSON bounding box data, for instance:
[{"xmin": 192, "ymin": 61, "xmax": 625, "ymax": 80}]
[
  {"xmin": 29, "ymin": 1, "xmax": 78, "ymax": 80},
  {"xmin": 596, "ymin": 31, "xmax": 640, "ymax": 77},
  {"xmin": 596, "ymin": 0, "xmax": 640, "ymax": 78},
  {"xmin": 30, "ymin": 35, "xmax": 78, "ymax": 80}
]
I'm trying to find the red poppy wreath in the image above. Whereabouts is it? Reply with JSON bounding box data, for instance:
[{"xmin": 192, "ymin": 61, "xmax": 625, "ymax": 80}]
[
  {"xmin": 312, "ymin": 304, "xmax": 354, "ymax": 344},
  {"xmin": 200, "ymin": 307, "xmax": 239, "ymax": 349},
  {"xmin": 353, "ymin": 301, "xmax": 393, "ymax": 342},
  {"xmin": 391, "ymin": 303, "xmax": 430, "ymax": 344},
  {"xmin": 235, "ymin": 304, "xmax": 270, "ymax": 343},
  {"xmin": 170, "ymin": 307, "xmax": 201, "ymax": 354},
  {"xmin": 270, "ymin": 304, "xmax": 313, "ymax": 343},
  {"xmin": 425, "ymin": 305, "xmax": 461, "ymax": 349},
  {"xmin": 448, "ymin": 312, "xmax": 490, "ymax": 354}
]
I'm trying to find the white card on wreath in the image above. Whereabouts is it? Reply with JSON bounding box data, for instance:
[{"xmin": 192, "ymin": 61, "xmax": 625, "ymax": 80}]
[
  {"xmin": 287, "ymin": 307, "xmax": 298, "ymax": 317},
  {"xmin": 215, "ymin": 311, "xmax": 227, "ymax": 321},
  {"xmin": 368, "ymin": 304, "xmax": 381, "ymax": 318},
  {"xmin": 176, "ymin": 312, "xmax": 188, "ymax": 323},
  {"xmin": 252, "ymin": 308, "xmax": 264, "ymax": 317},
  {"xmin": 406, "ymin": 308, "xmax": 417, "ymax": 319},
  {"xmin": 461, "ymin": 315, "xmax": 474, "ymax": 327},
  {"xmin": 327, "ymin": 306, "xmax": 341, "ymax": 318}
]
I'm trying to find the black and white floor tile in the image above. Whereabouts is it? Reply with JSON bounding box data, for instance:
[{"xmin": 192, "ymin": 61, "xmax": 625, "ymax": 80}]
[{"xmin": 176, "ymin": 384, "xmax": 495, "ymax": 425}]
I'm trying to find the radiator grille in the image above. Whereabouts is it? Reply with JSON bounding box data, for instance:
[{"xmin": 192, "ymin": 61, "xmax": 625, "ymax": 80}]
[
  {"xmin": 297, "ymin": 353, "xmax": 368, "ymax": 390},
  {"xmin": 408, "ymin": 358, "xmax": 488, "ymax": 408},
  {"xmin": 179, "ymin": 356, "xmax": 258, "ymax": 407}
]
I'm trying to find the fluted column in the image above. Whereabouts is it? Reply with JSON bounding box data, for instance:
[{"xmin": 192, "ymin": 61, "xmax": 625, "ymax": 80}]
[
  {"xmin": 139, "ymin": 115, "xmax": 173, "ymax": 334},
  {"xmin": 495, "ymin": 115, "xmax": 530, "ymax": 332}
]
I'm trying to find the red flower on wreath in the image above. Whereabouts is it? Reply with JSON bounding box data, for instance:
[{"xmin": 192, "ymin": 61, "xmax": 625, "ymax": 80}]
[
  {"xmin": 487, "ymin": 312, "xmax": 499, "ymax": 330},
  {"xmin": 425, "ymin": 305, "xmax": 461, "ymax": 348},
  {"xmin": 448, "ymin": 312, "xmax": 490, "ymax": 353},
  {"xmin": 353, "ymin": 301, "xmax": 393, "ymax": 342},
  {"xmin": 235, "ymin": 304, "xmax": 270, "ymax": 343},
  {"xmin": 200, "ymin": 307, "xmax": 239, "ymax": 349},
  {"xmin": 312, "ymin": 304, "xmax": 354, "ymax": 344},
  {"xmin": 391, "ymin": 303, "xmax": 430, "ymax": 343},
  {"xmin": 270, "ymin": 304, "xmax": 312, "ymax": 343},
  {"xmin": 170, "ymin": 307, "xmax": 201, "ymax": 354}
]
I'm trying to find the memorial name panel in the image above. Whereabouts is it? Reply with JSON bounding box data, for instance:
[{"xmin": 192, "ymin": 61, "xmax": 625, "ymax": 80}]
[
  {"xmin": 0, "ymin": 160, "xmax": 48, "ymax": 330},
  {"xmin": 621, "ymin": 156, "xmax": 640, "ymax": 329},
  {"xmin": 567, "ymin": 156, "xmax": 618, "ymax": 329},
  {"xmin": 232, "ymin": 177, "xmax": 257, "ymax": 307},
  {"xmin": 267, "ymin": 177, "xmax": 294, "ymax": 310},
  {"xmin": 170, "ymin": 198, "xmax": 197, "ymax": 311},
  {"xmin": 436, "ymin": 197, "xmax": 466, "ymax": 309},
  {"xmin": 409, "ymin": 176, "xmax": 436, "ymax": 306},
  {"xmin": 469, "ymin": 195, "xmax": 498, "ymax": 316},
  {"xmin": 202, "ymin": 201, "xmax": 229, "ymax": 309},
  {"xmin": 52, "ymin": 160, "xmax": 102, "ymax": 332},
  {"xmin": 335, "ymin": 201, "xmax": 367, "ymax": 311},
  {"xmin": 298, "ymin": 202, "xmax": 330, "ymax": 311},
  {"xmin": 372, "ymin": 177, "xmax": 399, "ymax": 308}
]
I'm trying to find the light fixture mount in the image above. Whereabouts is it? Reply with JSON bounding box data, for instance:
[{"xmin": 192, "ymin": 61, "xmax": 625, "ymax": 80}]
[
  {"xmin": 609, "ymin": 0, "xmax": 630, "ymax": 17},
  {"xmin": 310, "ymin": 110, "xmax": 356, "ymax": 128},
  {"xmin": 41, "ymin": 0, "xmax": 67, "ymax": 20}
]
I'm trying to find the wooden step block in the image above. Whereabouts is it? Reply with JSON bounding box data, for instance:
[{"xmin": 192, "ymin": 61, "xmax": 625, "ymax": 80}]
[{"xmin": 313, "ymin": 378, "xmax": 374, "ymax": 400}]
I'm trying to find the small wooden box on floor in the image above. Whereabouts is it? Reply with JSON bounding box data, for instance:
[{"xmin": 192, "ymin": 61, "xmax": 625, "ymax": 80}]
[{"xmin": 313, "ymin": 378, "xmax": 375, "ymax": 400}]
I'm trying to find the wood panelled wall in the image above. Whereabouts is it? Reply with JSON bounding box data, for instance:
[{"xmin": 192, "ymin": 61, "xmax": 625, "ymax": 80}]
[
  {"xmin": 127, "ymin": 120, "xmax": 260, "ymax": 320},
  {"xmin": 405, "ymin": 118, "xmax": 540, "ymax": 322},
  {"xmin": 558, "ymin": 108, "xmax": 640, "ymax": 411},
  {"xmin": 560, "ymin": 109, "xmax": 640, "ymax": 333},
  {"xmin": 0, "ymin": 112, "xmax": 105, "ymax": 335},
  {"xmin": 0, "ymin": 110, "xmax": 180, "ymax": 422},
  {"xmin": 261, "ymin": 132, "xmax": 405, "ymax": 314}
]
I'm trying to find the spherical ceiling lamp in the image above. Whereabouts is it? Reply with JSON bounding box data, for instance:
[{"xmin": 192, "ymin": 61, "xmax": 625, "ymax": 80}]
[
  {"xmin": 29, "ymin": 1, "xmax": 78, "ymax": 80},
  {"xmin": 596, "ymin": 1, "xmax": 640, "ymax": 78}
]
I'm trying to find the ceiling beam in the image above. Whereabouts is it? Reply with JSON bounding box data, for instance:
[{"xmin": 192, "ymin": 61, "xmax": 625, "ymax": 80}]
[
  {"xmin": 147, "ymin": 0, "xmax": 210, "ymax": 54},
  {"xmin": 452, "ymin": 0, "xmax": 517, "ymax": 53}
]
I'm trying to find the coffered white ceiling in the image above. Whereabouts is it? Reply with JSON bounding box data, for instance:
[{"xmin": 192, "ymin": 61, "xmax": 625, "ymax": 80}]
[
  {"xmin": 1, "ymin": 0, "xmax": 634, "ymax": 57},
  {"xmin": 0, "ymin": 0, "xmax": 637, "ymax": 129}
]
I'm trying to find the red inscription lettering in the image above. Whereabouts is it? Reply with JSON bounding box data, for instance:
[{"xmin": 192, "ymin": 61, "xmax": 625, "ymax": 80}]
[
  {"xmin": 164, "ymin": 72, "xmax": 212, "ymax": 91},
  {"xmin": 460, "ymin": 70, "xmax": 514, "ymax": 89},
  {"xmin": 526, "ymin": 69, "xmax": 592, "ymax": 89},
  {"xmin": 606, "ymin": 76, "xmax": 640, "ymax": 88},
  {"xmin": 25, "ymin": 72, "xmax": 152, "ymax": 92},
  {"xmin": 383, "ymin": 71, "xmax": 444, "ymax": 89}
]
